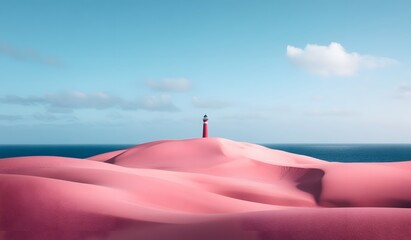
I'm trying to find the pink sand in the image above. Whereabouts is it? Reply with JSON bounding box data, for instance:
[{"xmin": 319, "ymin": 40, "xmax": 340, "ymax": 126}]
[{"xmin": 1, "ymin": 138, "xmax": 411, "ymax": 239}]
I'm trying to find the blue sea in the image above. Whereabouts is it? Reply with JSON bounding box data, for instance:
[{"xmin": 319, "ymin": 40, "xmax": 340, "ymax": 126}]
[{"xmin": 0, "ymin": 144, "xmax": 411, "ymax": 162}]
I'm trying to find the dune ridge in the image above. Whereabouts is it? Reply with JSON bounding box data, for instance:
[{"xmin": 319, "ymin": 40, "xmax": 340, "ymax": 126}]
[{"xmin": 1, "ymin": 137, "xmax": 411, "ymax": 239}]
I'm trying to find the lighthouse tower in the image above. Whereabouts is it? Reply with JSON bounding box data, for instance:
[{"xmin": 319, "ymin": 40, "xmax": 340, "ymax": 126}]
[{"xmin": 202, "ymin": 114, "xmax": 208, "ymax": 138}]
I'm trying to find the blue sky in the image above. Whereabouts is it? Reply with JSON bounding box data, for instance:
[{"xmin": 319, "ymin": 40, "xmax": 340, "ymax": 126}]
[{"xmin": 1, "ymin": 0, "xmax": 411, "ymax": 144}]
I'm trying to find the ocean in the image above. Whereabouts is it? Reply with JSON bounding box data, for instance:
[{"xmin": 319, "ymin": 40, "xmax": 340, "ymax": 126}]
[{"xmin": 0, "ymin": 144, "xmax": 411, "ymax": 163}]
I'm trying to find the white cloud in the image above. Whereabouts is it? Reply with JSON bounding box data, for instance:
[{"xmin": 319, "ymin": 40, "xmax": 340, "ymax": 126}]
[
  {"xmin": 146, "ymin": 78, "xmax": 191, "ymax": 92},
  {"xmin": 286, "ymin": 42, "xmax": 397, "ymax": 76},
  {"xmin": 191, "ymin": 97, "xmax": 230, "ymax": 109}
]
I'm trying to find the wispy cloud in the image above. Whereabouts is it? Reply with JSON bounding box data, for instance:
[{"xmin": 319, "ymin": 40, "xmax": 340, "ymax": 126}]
[
  {"xmin": 286, "ymin": 42, "xmax": 397, "ymax": 76},
  {"xmin": 394, "ymin": 82, "xmax": 411, "ymax": 99},
  {"xmin": 45, "ymin": 91, "xmax": 121, "ymax": 110},
  {"xmin": 305, "ymin": 108, "xmax": 356, "ymax": 117},
  {"xmin": 146, "ymin": 78, "xmax": 191, "ymax": 92},
  {"xmin": 0, "ymin": 114, "xmax": 23, "ymax": 121},
  {"xmin": 0, "ymin": 112, "xmax": 77, "ymax": 122},
  {"xmin": 310, "ymin": 95, "xmax": 324, "ymax": 102},
  {"xmin": 0, "ymin": 91, "xmax": 120, "ymax": 112},
  {"xmin": 122, "ymin": 95, "xmax": 179, "ymax": 112},
  {"xmin": 191, "ymin": 97, "xmax": 230, "ymax": 109},
  {"xmin": 32, "ymin": 112, "xmax": 77, "ymax": 122},
  {"xmin": 0, "ymin": 95, "xmax": 47, "ymax": 105},
  {"xmin": 221, "ymin": 112, "xmax": 267, "ymax": 121},
  {"xmin": 0, "ymin": 42, "xmax": 63, "ymax": 67},
  {"xmin": 0, "ymin": 91, "xmax": 179, "ymax": 113}
]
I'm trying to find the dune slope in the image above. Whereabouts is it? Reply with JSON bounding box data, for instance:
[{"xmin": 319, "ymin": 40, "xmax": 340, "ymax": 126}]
[{"xmin": 1, "ymin": 138, "xmax": 411, "ymax": 240}]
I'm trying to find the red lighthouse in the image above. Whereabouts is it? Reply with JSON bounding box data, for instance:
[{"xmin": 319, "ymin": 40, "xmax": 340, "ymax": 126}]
[{"xmin": 202, "ymin": 114, "xmax": 208, "ymax": 138}]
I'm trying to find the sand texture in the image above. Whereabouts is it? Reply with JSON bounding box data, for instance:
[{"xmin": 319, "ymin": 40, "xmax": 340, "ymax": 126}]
[{"xmin": 1, "ymin": 138, "xmax": 410, "ymax": 239}]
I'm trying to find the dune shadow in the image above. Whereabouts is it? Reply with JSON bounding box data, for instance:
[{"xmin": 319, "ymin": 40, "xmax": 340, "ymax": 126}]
[
  {"xmin": 295, "ymin": 168, "xmax": 325, "ymax": 203},
  {"xmin": 104, "ymin": 157, "xmax": 116, "ymax": 164}
]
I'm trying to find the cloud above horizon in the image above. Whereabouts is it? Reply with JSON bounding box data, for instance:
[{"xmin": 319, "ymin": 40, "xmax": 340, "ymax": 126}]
[
  {"xmin": 394, "ymin": 82, "xmax": 411, "ymax": 99},
  {"xmin": 122, "ymin": 95, "xmax": 179, "ymax": 112},
  {"xmin": 0, "ymin": 92, "xmax": 120, "ymax": 112},
  {"xmin": 0, "ymin": 42, "xmax": 63, "ymax": 67},
  {"xmin": 0, "ymin": 91, "xmax": 179, "ymax": 113},
  {"xmin": 286, "ymin": 42, "xmax": 397, "ymax": 76},
  {"xmin": 32, "ymin": 112, "xmax": 78, "ymax": 122},
  {"xmin": 191, "ymin": 97, "xmax": 230, "ymax": 109},
  {"xmin": 305, "ymin": 108, "xmax": 356, "ymax": 117},
  {"xmin": 146, "ymin": 78, "xmax": 191, "ymax": 92},
  {"xmin": 0, "ymin": 114, "xmax": 23, "ymax": 121}
]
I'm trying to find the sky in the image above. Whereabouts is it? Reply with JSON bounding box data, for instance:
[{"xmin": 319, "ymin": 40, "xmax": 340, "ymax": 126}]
[{"xmin": 1, "ymin": 0, "xmax": 411, "ymax": 144}]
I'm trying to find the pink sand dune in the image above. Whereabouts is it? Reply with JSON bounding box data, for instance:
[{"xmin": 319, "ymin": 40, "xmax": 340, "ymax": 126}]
[{"xmin": 1, "ymin": 138, "xmax": 411, "ymax": 240}]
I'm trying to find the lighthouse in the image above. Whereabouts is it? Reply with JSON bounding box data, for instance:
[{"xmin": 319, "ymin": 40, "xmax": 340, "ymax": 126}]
[{"xmin": 202, "ymin": 114, "xmax": 208, "ymax": 138}]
